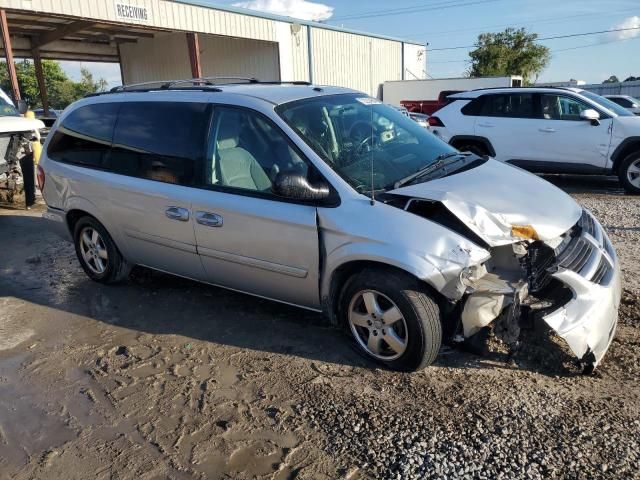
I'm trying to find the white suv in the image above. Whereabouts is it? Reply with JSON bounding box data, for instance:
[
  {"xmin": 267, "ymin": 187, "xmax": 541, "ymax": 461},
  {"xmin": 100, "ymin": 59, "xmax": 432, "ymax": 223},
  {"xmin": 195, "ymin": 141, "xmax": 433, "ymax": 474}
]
[{"xmin": 428, "ymin": 87, "xmax": 640, "ymax": 193}]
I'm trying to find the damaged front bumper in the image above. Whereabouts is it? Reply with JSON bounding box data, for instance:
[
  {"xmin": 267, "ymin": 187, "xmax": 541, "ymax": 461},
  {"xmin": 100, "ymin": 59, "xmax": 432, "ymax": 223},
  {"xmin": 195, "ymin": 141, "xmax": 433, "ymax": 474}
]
[
  {"xmin": 543, "ymin": 242, "xmax": 622, "ymax": 367},
  {"xmin": 460, "ymin": 209, "xmax": 621, "ymax": 369}
]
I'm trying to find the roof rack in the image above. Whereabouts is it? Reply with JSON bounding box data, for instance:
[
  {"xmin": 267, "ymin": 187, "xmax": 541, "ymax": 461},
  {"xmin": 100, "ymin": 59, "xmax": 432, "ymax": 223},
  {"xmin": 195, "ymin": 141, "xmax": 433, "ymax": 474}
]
[
  {"xmin": 95, "ymin": 77, "xmax": 314, "ymax": 96},
  {"xmin": 467, "ymin": 85, "xmax": 577, "ymax": 92}
]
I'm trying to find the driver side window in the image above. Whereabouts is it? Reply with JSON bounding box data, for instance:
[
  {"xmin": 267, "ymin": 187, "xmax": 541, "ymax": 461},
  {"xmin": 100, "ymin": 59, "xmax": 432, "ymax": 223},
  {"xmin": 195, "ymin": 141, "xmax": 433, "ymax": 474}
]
[
  {"xmin": 541, "ymin": 94, "xmax": 590, "ymax": 121},
  {"xmin": 205, "ymin": 107, "xmax": 309, "ymax": 193}
]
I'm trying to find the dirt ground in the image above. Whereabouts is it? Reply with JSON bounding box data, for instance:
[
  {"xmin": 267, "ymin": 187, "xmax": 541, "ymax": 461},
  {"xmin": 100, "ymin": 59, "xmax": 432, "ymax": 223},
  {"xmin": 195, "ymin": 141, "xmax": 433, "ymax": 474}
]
[{"xmin": 0, "ymin": 174, "xmax": 638, "ymax": 480}]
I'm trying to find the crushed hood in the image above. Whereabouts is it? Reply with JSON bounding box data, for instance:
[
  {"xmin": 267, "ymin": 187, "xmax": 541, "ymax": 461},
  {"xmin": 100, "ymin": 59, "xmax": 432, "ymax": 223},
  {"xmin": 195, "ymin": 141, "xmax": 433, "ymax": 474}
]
[
  {"xmin": 389, "ymin": 159, "xmax": 582, "ymax": 246},
  {"xmin": 0, "ymin": 116, "xmax": 45, "ymax": 133}
]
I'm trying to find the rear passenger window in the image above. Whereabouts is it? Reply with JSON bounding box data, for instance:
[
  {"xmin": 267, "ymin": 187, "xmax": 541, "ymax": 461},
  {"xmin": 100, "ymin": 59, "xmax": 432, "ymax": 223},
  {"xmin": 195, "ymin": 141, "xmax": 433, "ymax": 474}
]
[
  {"xmin": 461, "ymin": 98, "xmax": 484, "ymax": 116},
  {"xmin": 480, "ymin": 93, "xmax": 534, "ymax": 118},
  {"xmin": 47, "ymin": 103, "xmax": 119, "ymax": 168},
  {"xmin": 110, "ymin": 102, "xmax": 210, "ymax": 185}
]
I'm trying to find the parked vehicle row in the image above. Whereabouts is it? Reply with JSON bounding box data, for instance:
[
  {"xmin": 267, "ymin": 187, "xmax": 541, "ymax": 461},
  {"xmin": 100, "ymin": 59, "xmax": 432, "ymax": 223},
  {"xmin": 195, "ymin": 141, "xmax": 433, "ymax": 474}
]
[
  {"xmin": 401, "ymin": 90, "xmax": 462, "ymax": 116},
  {"xmin": 605, "ymin": 95, "xmax": 640, "ymax": 115},
  {"xmin": 428, "ymin": 87, "xmax": 640, "ymax": 194},
  {"xmin": 39, "ymin": 80, "xmax": 621, "ymax": 372}
]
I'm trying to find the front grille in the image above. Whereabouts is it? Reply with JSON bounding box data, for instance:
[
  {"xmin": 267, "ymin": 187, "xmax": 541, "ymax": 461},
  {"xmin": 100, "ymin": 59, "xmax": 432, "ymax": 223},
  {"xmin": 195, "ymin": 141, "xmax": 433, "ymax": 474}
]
[
  {"xmin": 526, "ymin": 210, "xmax": 614, "ymax": 291},
  {"xmin": 553, "ymin": 209, "xmax": 614, "ymax": 286},
  {"xmin": 556, "ymin": 237, "xmax": 593, "ymax": 272}
]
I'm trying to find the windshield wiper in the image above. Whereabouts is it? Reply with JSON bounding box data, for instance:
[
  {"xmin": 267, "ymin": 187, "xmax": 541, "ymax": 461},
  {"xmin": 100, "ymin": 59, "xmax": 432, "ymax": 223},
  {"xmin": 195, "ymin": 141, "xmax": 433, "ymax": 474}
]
[{"xmin": 393, "ymin": 152, "xmax": 469, "ymax": 189}]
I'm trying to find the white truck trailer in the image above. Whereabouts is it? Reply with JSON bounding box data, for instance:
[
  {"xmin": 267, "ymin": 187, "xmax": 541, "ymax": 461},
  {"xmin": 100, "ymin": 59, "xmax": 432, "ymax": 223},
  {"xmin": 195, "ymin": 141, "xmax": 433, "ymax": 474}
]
[{"xmin": 381, "ymin": 75, "xmax": 523, "ymax": 108}]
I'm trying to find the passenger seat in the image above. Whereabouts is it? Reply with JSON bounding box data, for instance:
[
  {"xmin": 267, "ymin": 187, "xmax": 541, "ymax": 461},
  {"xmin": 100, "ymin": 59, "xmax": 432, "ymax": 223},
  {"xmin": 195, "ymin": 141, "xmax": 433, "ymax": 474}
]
[{"xmin": 216, "ymin": 113, "xmax": 271, "ymax": 191}]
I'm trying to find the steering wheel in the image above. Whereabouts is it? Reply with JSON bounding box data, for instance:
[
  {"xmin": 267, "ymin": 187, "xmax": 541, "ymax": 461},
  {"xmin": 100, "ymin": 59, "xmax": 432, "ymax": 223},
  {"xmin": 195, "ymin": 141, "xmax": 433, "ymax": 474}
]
[
  {"xmin": 350, "ymin": 121, "xmax": 379, "ymax": 156},
  {"xmin": 356, "ymin": 135, "xmax": 379, "ymax": 155}
]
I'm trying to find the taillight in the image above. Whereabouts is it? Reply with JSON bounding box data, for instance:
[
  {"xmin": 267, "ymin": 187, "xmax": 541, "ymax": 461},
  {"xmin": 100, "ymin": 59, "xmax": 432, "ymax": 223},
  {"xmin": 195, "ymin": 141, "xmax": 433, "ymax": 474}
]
[
  {"xmin": 428, "ymin": 116, "xmax": 445, "ymax": 127},
  {"xmin": 37, "ymin": 165, "xmax": 45, "ymax": 191}
]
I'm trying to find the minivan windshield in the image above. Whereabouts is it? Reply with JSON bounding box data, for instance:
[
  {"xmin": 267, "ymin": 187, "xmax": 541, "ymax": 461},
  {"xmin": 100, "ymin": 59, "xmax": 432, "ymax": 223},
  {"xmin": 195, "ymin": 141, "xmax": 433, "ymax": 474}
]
[
  {"xmin": 581, "ymin": 91, "xmax": 634, "ymax": 117},
  {"xmin": 277, "ymin": 94, "xmax": 458, "ymax": 193},
  {"xmin": 0, "ymin": 96, "xmax": 18, "ymax": 117}
]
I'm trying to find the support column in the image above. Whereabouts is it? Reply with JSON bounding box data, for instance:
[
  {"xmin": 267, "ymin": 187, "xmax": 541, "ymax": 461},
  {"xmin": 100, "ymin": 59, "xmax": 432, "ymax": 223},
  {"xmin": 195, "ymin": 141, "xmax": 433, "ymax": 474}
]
[
  {"xmin": 32, "ymin": 48, "xmax": 49, "ymax": 116},
  {"xmin": 186, "ymin": 32, "xmax": 201, "ymax": 79},
  {"xmin": 117, "ymin": 44, "xmax": 126, "ymax": 86},
  {"xmin": 0, "ymin": 9, "xmax": 20, "ymax": 102}
]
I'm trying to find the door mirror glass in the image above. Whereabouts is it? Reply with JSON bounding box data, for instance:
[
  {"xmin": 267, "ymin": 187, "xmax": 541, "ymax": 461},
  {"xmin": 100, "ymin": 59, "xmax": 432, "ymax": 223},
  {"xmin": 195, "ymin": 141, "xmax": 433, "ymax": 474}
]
[
  {"xmin": 580, "ymin": 108, "xmax": 600, "ymax": 125},
  {"xmin": 17, "ymin": 100, "xmax": 28, "ymax": 114},
  {"xmin": 272, "ymin": 171, "xmax": 330, "ymax": 201}
]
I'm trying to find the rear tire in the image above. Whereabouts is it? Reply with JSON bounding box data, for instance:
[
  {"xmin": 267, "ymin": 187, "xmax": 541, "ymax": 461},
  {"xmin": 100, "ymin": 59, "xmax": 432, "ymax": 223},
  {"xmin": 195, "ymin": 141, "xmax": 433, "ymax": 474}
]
[
  {"xmin": 73, "ymin": 216, "xmax": 131, "ymax": 284},
  {"xmin": 618, "ymin": 151, "xmax": 640, "ymax": 194},
  {"xmin": 339, "ymin": 268, "xmax": 442, "ymax": 372}
]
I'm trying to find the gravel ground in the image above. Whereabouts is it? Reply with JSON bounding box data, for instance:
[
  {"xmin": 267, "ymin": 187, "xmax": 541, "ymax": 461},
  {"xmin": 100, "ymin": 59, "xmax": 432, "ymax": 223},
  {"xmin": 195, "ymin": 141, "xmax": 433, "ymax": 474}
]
[{"xmin": 0, "ymin": 174, "xmax": 638, "ymax": 479}]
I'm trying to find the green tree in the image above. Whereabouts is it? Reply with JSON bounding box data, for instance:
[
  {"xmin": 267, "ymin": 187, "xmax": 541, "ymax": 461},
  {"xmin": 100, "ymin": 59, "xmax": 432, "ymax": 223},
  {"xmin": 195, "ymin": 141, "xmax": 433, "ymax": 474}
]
[
  {"xmin": 467, "ymin": 28, "xmax": 550, "ymax": 85},
  {"xmin": 0, "ymin": 59, "xmax": 108, "ymax": 109},
  {"xmin": 603, "ymin": 75, "xmax": 620, "ymax": 83}
]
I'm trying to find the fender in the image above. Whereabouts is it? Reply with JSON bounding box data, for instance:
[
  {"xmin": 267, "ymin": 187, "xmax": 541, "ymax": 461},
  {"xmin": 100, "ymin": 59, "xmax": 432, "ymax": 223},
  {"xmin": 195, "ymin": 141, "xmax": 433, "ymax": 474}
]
[
  {"xmin": 449, "ymin": 135, "xmax": 496, "ymax": 157},
  {"xmin": 610, "ymin": 136, "xmax": 640, "ymax": 173},
  {"xmin": 320, "ymin": 243, "xmax": 449, "ymax": 304}
]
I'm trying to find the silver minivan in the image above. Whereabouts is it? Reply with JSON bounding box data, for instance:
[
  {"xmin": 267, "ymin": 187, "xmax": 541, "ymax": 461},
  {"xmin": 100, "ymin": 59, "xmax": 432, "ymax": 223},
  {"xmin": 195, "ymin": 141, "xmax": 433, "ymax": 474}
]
[{"xmin": 39, "ymin": 80, "xmax": 621, "ymax": 372}]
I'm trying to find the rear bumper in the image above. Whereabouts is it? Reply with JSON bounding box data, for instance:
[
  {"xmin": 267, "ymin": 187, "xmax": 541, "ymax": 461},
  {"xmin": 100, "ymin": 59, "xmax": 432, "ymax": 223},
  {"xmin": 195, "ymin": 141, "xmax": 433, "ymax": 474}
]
[
  {"xmin": 542, "ymin": 218, "xmax": 621, "ymax": 368},
  {"xmin": 42, "ymin": 206, "xmax": 72, "ymax": 242}
]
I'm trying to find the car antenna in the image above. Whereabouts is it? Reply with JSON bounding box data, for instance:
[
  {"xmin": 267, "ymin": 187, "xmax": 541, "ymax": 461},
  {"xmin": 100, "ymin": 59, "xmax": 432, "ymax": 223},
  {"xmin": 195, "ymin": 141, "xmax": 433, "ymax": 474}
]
[{"xmin": 369, "ymin": 40, "xmax": 375, "ymax": 206}]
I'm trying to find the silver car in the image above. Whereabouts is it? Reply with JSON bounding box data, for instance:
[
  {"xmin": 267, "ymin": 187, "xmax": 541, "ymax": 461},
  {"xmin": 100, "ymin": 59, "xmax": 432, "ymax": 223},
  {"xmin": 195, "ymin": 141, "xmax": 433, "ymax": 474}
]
[{"xmin": 39, "ymin": 80, "xmax": 621, "ymax": 372}]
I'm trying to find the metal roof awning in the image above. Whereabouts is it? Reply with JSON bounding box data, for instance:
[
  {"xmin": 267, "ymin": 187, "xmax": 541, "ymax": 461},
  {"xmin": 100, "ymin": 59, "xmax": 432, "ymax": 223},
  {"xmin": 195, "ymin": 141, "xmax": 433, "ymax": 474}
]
[{"xmin": 0, "ymin": 10, "xmax": 171, "ymax": 62}]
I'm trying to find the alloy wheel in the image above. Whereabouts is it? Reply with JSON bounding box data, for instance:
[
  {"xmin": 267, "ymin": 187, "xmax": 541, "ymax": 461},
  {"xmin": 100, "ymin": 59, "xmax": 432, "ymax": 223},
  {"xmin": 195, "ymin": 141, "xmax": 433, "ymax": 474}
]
[
  {"xmin": 79, "ymin": 226, "xmax": 108, "ymax": 275},
  {"xmin": 348, "ymin": 289, "xmax": 408, "ymax": 360},
  {"xmin": 626, "ymin": 158, "xmax": 640, "ymax": 188}
]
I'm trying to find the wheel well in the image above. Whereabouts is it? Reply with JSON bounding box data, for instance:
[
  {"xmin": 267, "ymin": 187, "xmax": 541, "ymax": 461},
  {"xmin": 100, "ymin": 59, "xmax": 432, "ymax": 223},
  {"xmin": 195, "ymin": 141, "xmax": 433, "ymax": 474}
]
[
  {"xmin": 612, "ymin": 140, "xmax": 640, "ymax": 174},
  {"xmin": 66, "ymin": 209, "xmax": 94, "ymax": 236},
  {"xmin": 326, "ymin": 260, "xmax": 445, "ymax": 325}
]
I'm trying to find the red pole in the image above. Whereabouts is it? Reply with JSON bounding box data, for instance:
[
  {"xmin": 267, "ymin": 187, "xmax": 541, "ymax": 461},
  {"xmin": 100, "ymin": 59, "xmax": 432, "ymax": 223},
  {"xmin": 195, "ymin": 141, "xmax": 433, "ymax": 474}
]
[
  {"xmin": 0, "ymin": 9, "xmax": 20, "ymax": 102},
  {"xmin": 186, "ymin": 32, "xmax": 201, "ymax": 79}
]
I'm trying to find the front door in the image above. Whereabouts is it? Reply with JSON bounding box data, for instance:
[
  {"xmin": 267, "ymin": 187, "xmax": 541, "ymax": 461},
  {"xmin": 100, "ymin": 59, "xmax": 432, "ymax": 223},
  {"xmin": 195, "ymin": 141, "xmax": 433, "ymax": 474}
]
[
  {"xmin": 534, "ymin": 93, "xmax": 613, "ymax": 170},
  {"xmin": 191, "ymin": 106, "xmax": 321, "ymax": 308}
]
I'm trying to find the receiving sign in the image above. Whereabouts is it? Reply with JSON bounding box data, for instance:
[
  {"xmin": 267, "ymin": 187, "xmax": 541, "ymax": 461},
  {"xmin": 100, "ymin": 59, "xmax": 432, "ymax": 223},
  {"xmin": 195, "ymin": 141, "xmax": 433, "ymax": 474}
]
[{"xmin": 114, "ymin": 1, "xmax": 151, "ymax": 23}]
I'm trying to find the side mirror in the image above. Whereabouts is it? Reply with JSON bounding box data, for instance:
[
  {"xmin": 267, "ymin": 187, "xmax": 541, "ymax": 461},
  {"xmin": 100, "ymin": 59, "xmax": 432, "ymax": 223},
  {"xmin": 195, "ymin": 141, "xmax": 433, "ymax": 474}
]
[
  {"xmin": 580, "ymin": 109, "xmax": 600, "ymax": 126},
  {"xmin": 17, "ymin": 100, "xmax": 28, "ymax": 115},
  {"xmin": 273, "ymin": 172, "xmax": 330, "ymax": 202}
]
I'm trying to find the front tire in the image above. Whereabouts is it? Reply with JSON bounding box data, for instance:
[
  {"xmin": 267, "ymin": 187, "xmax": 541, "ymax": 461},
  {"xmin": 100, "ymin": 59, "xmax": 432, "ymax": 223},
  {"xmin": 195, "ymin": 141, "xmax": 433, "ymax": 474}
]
[
  {"xmin": 73, "ymin": 216, "xmax": 131, "ymax": 284},
  {"xmin": 618, "ymin": 151, "xmax": 640, "ymax": 194},
  {"xmin": 339, "ymin": 269, "xmax": 442, "ymax": 371}
]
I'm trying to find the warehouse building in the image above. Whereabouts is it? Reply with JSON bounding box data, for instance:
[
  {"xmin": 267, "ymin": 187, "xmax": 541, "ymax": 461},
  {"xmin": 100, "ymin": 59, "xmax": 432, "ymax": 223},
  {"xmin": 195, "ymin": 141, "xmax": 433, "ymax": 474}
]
[{"xmin": 0, "ymin": 0, "xmax": 426, "ymax": 112}]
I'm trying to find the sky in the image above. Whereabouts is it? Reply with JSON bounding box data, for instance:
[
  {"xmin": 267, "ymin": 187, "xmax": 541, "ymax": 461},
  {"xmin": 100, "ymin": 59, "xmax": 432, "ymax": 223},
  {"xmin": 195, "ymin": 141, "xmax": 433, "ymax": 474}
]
[{"xmin": 62, "ymin": 0, "xmax": 640, "ymax": 87}]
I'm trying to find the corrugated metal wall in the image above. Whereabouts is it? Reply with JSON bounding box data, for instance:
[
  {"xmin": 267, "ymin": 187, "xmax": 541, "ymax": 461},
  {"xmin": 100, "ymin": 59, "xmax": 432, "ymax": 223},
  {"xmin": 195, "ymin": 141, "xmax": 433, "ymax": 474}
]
[
  {"xmin": 199, "ymin": 35, "xmax": 279, "ymax": 81},
  {"xmin": 4, "ymin": 0, "xmax": 419, "ymax": 92},
  {"xmin": 291, "ymin": 25, "xmax": 310, "ymax": 82},
  {"xmin": 2, "ymin": 0, "xmax": 276, "ymax": 41},
  {"xmin": 120, "ymin": 32, "xmax": 190, "ymax": 83},
  {"xmin": 310, "ymin": 28, "xmax": 402, "ymax": 96},
  {"xmin": 582, "ymin": 80, "xmax": 640, "ymax": 98},
  {"xmin": 119, "ymin": 32, "xmax": 280, "ymax": 83}
]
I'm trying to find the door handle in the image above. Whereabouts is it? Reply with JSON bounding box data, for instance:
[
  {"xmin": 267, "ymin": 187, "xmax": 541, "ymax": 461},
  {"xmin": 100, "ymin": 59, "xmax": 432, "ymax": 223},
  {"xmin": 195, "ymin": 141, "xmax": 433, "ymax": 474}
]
[
  {"xmin": 165, "ymin": 206, "xmax": 189, "ymax": 221},
  {"xmin": 477, "ymin": 123, "xmax": 494, "ymax": 128},
  {"xmin": 196, "ymin": 211, "xmax": 223, "ymax": 227},
  {"xmin": 539, "ymin": 127, "xmax": 556, "ymax": 133}
]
